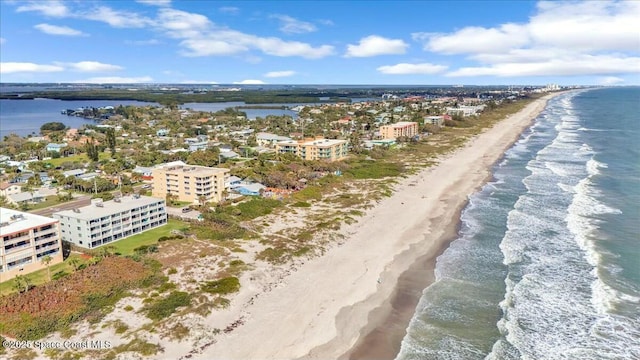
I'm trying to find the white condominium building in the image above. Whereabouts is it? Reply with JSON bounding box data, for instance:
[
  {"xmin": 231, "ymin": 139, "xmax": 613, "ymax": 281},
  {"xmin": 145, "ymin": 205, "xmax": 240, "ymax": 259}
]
[
  {"xmin": 1, "ymin": 207, "xmax": 63, "ymax": 281},
  {"xmin": 52, "ymin": 195, "xmax": 167, "ymax": 249}
]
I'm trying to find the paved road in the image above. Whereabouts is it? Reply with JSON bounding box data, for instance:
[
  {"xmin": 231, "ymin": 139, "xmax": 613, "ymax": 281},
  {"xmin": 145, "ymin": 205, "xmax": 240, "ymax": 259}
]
[{"xmin": 31, "ymin": 195, "xmax": 92, "ymax": 217}]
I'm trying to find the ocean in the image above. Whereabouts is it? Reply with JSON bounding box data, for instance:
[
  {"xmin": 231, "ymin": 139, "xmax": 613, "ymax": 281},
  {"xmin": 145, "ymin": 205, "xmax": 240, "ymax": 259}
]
[{"xmin": 396, "ymin": 88, "xmax": 640, "ymax": 359}]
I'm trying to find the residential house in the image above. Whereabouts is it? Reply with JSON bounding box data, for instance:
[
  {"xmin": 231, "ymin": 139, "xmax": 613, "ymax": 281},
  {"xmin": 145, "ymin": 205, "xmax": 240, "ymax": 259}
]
[
  {"xmin": 46, "ymin": 143, "xmax": 67, "ymax": 153},
  {"xmin": 7, "ymin": 191, "xmax": 45, "ymax": 206},
  {"xmin": 0, "ymin": 183, "xmax": 22, "ymax": 198},
  {"xmin": 256, "ymin": 132, "xmax": 292, "ymax": 148},
  {"xmin": 0, "ymin": 208, "xmax": 63, "ymax": 281},
  {"xmin": 235, "ymin": 183, "xmax": 266, "ymax": 196},
  {"xmin": 188, "ymin": 141, "xmax": 209, "ymax": 152},
  {"xmin": 63, "ymin": 169, "xmax": 87, "ymax": 178}
]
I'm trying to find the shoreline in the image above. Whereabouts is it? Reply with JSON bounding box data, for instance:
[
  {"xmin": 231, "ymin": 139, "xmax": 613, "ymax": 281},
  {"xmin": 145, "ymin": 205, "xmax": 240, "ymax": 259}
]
[
  {"xmin": 194, "ymin": 92, "xmax": 563, "ymax": 360},
  {"xmin": 343, "ymin": 93, "xmax": 564, "ymax": 360}
]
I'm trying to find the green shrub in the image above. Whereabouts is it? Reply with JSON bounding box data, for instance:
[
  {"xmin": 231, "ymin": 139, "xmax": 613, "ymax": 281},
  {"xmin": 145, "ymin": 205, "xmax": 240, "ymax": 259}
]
[
  {"xmin": 200, "ymin": 277, "xmax": 240, "ymax": 295},
  {"xmin": 167, "ymin": 267, "xmax": 178, "ymax": 275},
  {"xmin": 229, "ymin": 260, "xmax": 244, "ymax": 266},
  {"xmin": 52, "ymin": 270, "xmax": 69, "ymax": 280},
  {"xmin": 291, "ymin": 201, "xmax": 311, "ymax": 207},
  {"xmin": 124, "ymin": 305, "xmax": 134, "ymax": 311},
  {"xmin": 157, "ymin": 282, "xmax": 177, "ymax": 293},
  {"xmin": 145, "ymin": 291, "xmax": 192, "ymax": 320},
  {"xmin": 293, "ymin": 186, "xmax": 322, "ymax": 201}
]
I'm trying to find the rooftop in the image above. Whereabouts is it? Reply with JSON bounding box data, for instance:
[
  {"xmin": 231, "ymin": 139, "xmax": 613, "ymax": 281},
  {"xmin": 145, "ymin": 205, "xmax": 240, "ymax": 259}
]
[
  {"xmin": 386, "ymin": 121, "xmax": 418, "ymax": 127},
  {"xmin": 153, "ymin": 164, "xmax": 229, "ymax": 175},
  {"xmin": 53, "ymin": 195, "xmax": 164, "ymax": 221},
  {"xmin": 1, "ymin": 207, "xmax": 58, "ymax": 236}
]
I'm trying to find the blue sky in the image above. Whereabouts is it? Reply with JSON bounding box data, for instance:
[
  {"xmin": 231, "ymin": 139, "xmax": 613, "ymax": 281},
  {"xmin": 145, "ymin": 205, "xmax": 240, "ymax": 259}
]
[{"xmin": 1, "ymin": 0, "xmax": 638, "ymax": 85}]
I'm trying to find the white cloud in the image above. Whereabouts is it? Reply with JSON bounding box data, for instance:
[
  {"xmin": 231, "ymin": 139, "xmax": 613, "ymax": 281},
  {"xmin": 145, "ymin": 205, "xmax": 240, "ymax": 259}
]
[
  {"xmin": 83, "ymin": 6, "xmax": 154, "ymax": 28},
  {"xmin": 271, "ymin": 14, "xmax": 317, "ymax": 34},
  {"xmin": 446, "ymin": 54, "xmax": 640, "ymax": 77},
  {"xmin": 0, "ymin": 38, "xmax": 5, "ymax": 45},
  {"xmin": 59, "ymin": 61, "xmax": 123, "ymax": 72},
  {"xmin": 219, "ymin": 7, "xmax": 240, "ymax": 15},
  {"xmin": 599, "ymin": 76, "xmax": 625, "ymax": 85},
  {"xmin": 16, "ymin": 0, "xmax": 69, "ymax": 17},
  {"xmin": 136, "ymin": 0, "xmax": 171, "ymax": 6},
  {"xmin": 377, "ymin": 63, "xmax": 448, "ymax": 75},
  {"xmin": 167, "ymin": 25, "xmax": 334, "ymax": 58},
  {"xmin": 1, "ymin": 62, "xmax": 64, "ymax": 74},
  {"xmin": 345, "ymin": 35, "xmax": 408, "ymax": 57},
  {"xmin": 528, "ymin": 0, "xmax": 640, "ymax": 52},
  {"xmin": 34, "ymin": 23, "xmax": 87, "ymax": 36},
  {"xmin": 415, "ymin": 23, "xmax": 528, "ymax": 55},
  {"xmin": 233, "ymin": 80, "xmax": 266, "ymax": 85},
  {"xmin": 125, "ymin": 39, "xmax": 161, "ymax": 45},
  {"xmin": 414, "ymin": 0, "xmax": 640, "ymax": 78},
  {"xmin": 157, "ymin": 8, "xmax": 211, "ymax": 38},
  {"xmin": 74, "ymin": 76, "xmax": 153, "ymax": 84},
  {"xmin": 264, "ymin": 70, "xmax": 296, "ymax": 78}
]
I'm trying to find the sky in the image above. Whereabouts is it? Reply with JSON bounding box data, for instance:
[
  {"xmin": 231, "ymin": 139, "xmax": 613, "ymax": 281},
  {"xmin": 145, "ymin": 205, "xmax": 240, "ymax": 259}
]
[{"xmin": 0, "ymin": 0, "xmax": 638, "ymax": 86}]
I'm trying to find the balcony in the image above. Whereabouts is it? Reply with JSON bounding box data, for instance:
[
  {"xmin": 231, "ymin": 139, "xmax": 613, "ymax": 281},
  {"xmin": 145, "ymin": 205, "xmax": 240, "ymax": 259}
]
[{"xmin": 3, "ymin": 234, "xmax": 31, "ymax": 247}]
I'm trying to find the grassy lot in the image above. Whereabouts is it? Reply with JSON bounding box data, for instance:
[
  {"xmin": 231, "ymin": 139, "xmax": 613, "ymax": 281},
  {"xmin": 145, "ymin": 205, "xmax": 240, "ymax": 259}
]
[
  {"xmin": 24, "ymin": 196, "xmax": 63, "ymax": 211},
  {"xmin": 0, "ymin": 253, "xmax": 90, "ymax": 296},
  {"xmin": 167, "ymin": 200, "xmax": 192, "ymax": 208},
  {"xmin": 110, "ymin": 219, "xmax": 190, "ymax": 255},
  {"xmin": 44, "ymin": 152, "xmax": 110, "ymax": 167}
]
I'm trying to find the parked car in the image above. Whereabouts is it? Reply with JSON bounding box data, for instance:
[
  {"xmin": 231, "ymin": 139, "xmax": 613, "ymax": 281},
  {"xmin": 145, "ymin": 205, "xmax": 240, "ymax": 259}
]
[{"xmin": 182, "ymin": 207, "xmax": 192, "ymax": 213}]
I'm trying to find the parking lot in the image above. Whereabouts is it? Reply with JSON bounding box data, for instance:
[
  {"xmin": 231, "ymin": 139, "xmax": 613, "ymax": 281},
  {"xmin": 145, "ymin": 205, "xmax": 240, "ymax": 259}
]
[{"xmin": 165, "ymin": 206, "xmax": 202, "ymax": 220}]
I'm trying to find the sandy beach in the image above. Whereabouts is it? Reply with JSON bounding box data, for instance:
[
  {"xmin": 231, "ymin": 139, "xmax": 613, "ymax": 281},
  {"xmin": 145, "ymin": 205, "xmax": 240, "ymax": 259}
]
[{"xmin": 188, "ymin": 93, "xmax": 560, "ymax": 360}]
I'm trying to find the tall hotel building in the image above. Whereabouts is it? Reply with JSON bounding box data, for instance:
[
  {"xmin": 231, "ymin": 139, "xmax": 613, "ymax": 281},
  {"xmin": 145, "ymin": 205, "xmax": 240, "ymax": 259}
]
[
  {"xmin": 379, "ymin": 121, "xmax": 419, "ymax": 140},
  {"xmin": 1, "ymin": 207, "xmax": 63, "ymax": 281},
  {"xmin": 152, "ymin": 163, "xmax": 230, "ymax": 204},
  {"xmin": 52, "ymin": 195, "xmax": 167, "ymax": 249}
]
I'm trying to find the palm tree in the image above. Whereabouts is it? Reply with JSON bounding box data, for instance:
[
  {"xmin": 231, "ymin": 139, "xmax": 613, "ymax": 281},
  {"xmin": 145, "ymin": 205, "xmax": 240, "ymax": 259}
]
[{"xmin": 42, "ymin": 255, "xmax": 53, "ymax": 282}]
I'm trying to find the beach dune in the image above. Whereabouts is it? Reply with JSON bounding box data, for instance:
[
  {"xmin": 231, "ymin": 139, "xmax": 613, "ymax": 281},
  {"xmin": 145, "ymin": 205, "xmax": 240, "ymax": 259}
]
[{"xmin": 196, "ymin": 94, "xmax": 557, "ymax": 360}]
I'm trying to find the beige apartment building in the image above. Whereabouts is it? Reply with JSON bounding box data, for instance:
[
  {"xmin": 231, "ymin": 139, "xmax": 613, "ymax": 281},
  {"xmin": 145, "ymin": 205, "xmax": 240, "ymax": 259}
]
[
  {"xmin": 1, "ymin": 207, "xmax": 63, "ymax": 281},
  {"xmin": 152, "ymin": 163, "xmax": 230, "ymax": 204},
  {"xmin": 379, "ymin": 121, "xmax": 419, "ymax": 140},
  {"xmin": 275, "ymin": 138, "xmax": 349, "ymax": 162}
]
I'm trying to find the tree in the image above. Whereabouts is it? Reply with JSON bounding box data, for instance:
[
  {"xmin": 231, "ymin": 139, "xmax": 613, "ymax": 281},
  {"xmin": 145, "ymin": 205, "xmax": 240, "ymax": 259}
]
[
  {"xmin": 85, "ymin": 138, "xmax": 99, "ymax": 162},
  {"xmin": 40, "ymin": 122, "xmax": 66, "ymax": 132},
  {"xmin": 42, "ymin": 255, "xmax": 53, "ymax": 282},
  {"xmin": 12, "ymin": 275, "xmax": 31, "ymax": 293},
  {"xmin": 105, "ymin": 128, "xmax": 117, "ymax": 157},
  {"xmin": 166, "ymin": 193, "xmax": 177, "ymax": 206},
  {"xmin": 187, "ymin": 148, "xmax": 220, "ymax": 167},
  {"xmin": 68, "ymin": 257, "xmax": 81, "ymax": 272}
]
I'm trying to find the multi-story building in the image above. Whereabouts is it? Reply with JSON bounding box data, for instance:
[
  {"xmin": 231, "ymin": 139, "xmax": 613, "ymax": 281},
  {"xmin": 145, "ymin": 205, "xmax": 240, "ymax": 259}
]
[
  {"xmin": 379, "ymin": 121, "xmax": 419, "ymax": 140},
  {"xmin": 52, "ymin": 195, "xmax": 166, "ymax": 249},
  {"xmin": 275, "ymin": 138, "xmax": 349, "ymax": 162},
  {"xmin": 1, "ymin": 207, "xmax": 63, "ymax": 281},
  {"xmin": 152, "ymin": 163, "xmax": 230, "ymax": 204}
]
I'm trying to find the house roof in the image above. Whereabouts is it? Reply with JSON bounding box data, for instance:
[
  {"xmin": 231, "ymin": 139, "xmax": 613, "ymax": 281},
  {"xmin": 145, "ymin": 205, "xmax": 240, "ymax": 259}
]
[
  {"xmin": 0, "ymin": 182, "xmax": 19, "ymax": 190},
  {"xmin": 8, "ymin": 191, "xmax": 44, "ymax": 203},
  {"xmin": 237, "ymin": 183, "xmax": 266, "ymax": 193}
]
